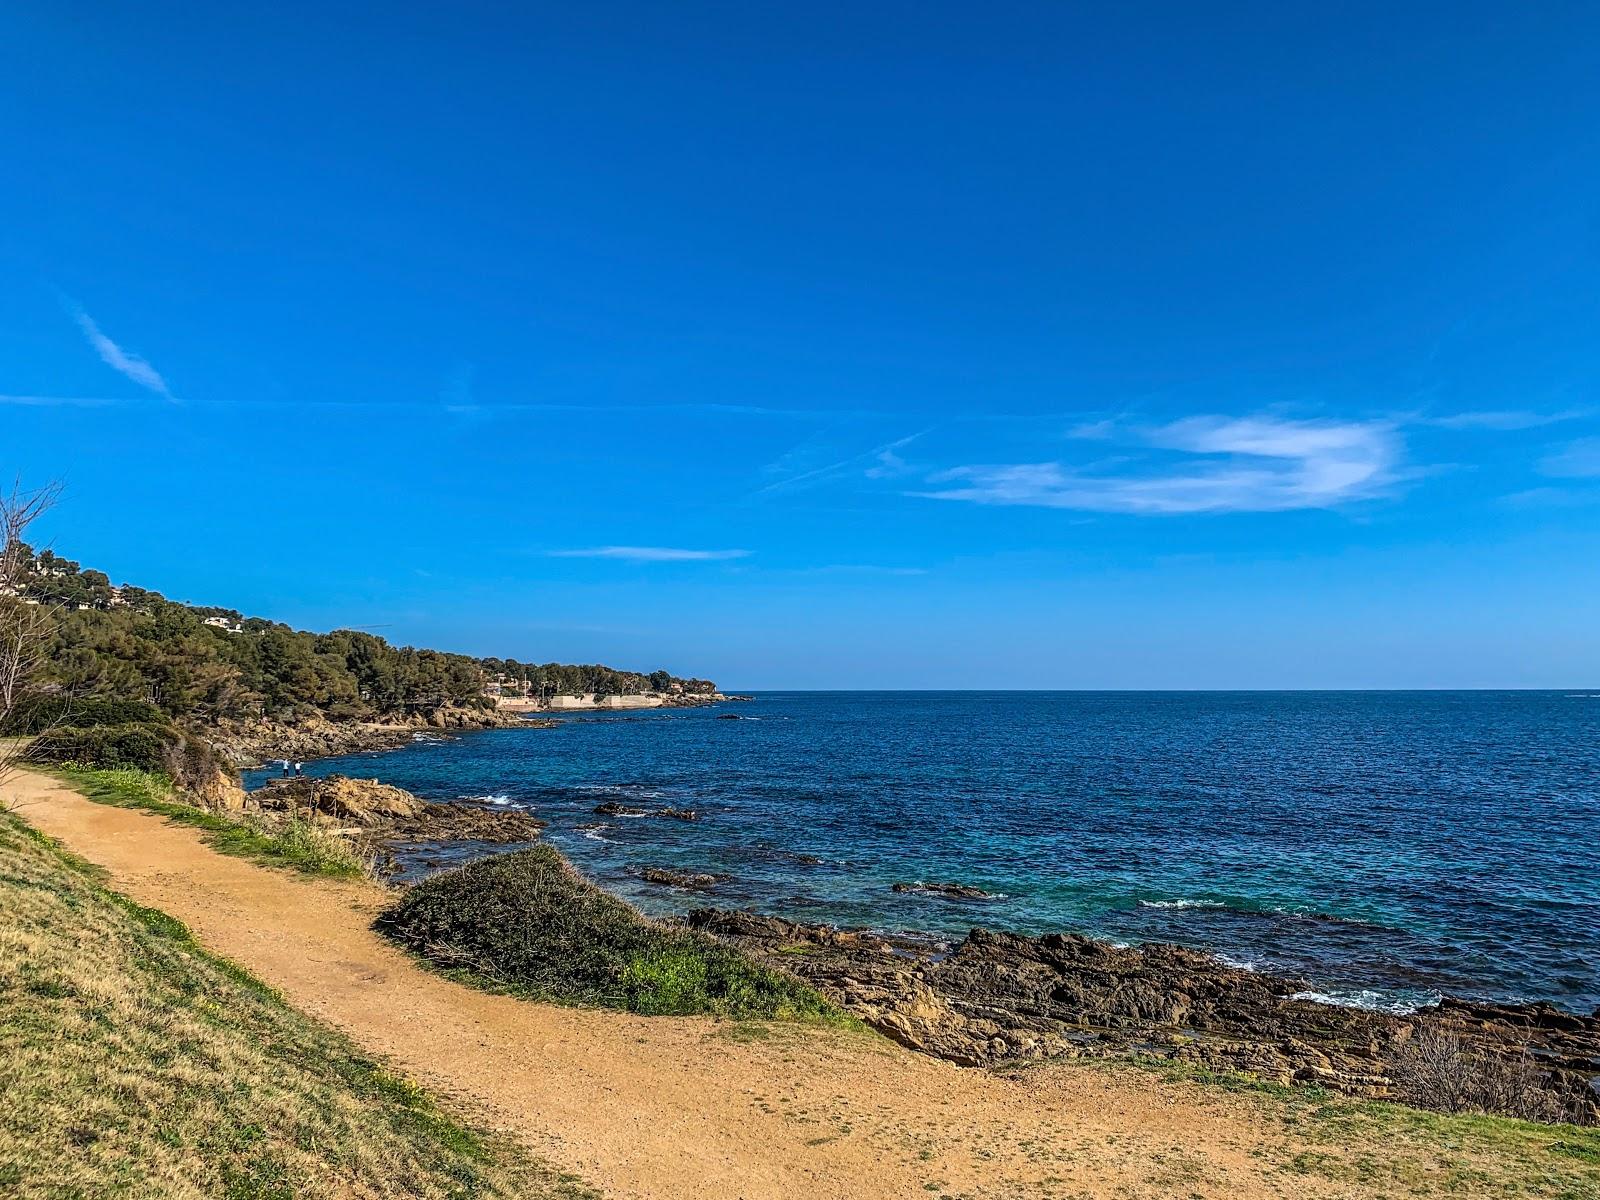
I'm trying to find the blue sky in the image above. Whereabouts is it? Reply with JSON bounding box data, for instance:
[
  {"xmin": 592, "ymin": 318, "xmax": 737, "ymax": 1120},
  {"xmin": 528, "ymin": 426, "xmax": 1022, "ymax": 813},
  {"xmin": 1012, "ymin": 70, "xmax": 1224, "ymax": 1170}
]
[{"xmin": 3, "ymin": 2, "xmax": 1598, "ymax": 687}]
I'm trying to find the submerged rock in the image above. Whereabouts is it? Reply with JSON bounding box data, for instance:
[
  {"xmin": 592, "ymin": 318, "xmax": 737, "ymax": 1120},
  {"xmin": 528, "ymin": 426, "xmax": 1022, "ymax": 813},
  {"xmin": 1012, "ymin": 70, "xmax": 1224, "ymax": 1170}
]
[
  {"xmin": 892, "ymin": 880, "xmax": 1001, "ymax": 901},
  {"xmin": 593, "ymin": 801, "xmax": 699, "ymax": 821},
  {"xmin": 635, "ymin": 867, "xmax": 728, "ymax": 891},
  {"xmin": 686, "ymin": 909, "xmax": 1600, "ymax": 1124}
]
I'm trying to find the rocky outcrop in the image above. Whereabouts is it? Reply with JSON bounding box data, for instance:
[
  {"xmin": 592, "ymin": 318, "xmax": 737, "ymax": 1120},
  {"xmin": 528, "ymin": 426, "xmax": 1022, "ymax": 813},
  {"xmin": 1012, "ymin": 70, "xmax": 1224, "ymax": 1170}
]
[
  {"xmin": 190, "ymin": 762, "xmax": 249, "ymax": 812},
  {"xmin": 253, "ymin": 774, "xmax": 423, "ymax": 822},
  {"xmin": 250, "ymin": 775, "xmax": 544, "ymax": 846},
  {"xmin": 382, "ymin": 802, "xmax": 545, "ymax": 845},
  {"xmin": 687, "ymin": 910, "xmax": 1600, "ymax": 1124}
]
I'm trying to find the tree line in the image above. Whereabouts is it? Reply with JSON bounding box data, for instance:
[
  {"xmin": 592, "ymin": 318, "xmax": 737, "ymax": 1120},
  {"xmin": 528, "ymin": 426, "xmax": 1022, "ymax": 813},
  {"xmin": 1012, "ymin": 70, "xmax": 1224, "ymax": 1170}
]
[{"xmin": 15, "ymin": 545, "xmax": 712, "ymax": 724}]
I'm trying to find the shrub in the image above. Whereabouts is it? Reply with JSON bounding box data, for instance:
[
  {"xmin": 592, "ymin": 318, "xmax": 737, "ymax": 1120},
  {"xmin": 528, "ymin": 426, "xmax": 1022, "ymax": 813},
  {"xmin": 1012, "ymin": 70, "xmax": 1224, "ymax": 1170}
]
[
  {"xmin": 23, "ymin": 717, "xmax": 236, "ymax": 800},
  {"xmin": 1392, "ymin": 1029, "xmax": 1578, "ymax": 1124},
  {"xmin": 22, "ymin": 722, "xmax": 175, "ymax": 772},
  {"xmin": 377, "ymin": 847, "xmax": 837, "ymax": 1020},
  {"xmin": 0, "ymin": 694, "xmax": 164, "ymax": 733}
]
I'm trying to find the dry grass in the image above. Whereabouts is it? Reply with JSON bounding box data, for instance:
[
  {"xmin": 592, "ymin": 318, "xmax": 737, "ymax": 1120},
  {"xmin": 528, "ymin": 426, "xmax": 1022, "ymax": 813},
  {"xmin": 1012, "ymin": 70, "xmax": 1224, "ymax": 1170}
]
[
  {"xmin": 0, "ymin": 811, "xmax": 595, "ymax": 1200},
  {"xmin": 1021, "ymin": 1054, "xmax": 1600, "ymax": 1199}
]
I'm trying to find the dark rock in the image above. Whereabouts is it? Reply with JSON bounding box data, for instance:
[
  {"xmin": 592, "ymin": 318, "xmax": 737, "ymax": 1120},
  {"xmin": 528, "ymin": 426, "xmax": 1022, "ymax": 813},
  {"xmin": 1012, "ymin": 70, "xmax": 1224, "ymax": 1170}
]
[
  {"xmin": 686, "ymin": 908, "xmax": 1600, "ymax": 1123},
  {"xmin": 594, "ymin": 801, "xmax": 651, "ymax": 816},
  {"xmin": 635, "ymin": 867, "xmax": 728, "ymax": 891},
  {"xmin": 892, "ymin": 880, "xmax": 1001, "ymax": 901},
  {"xmin": 592, "ymin": 801, "xmax": 699, "ymax": 821},
  {"xmin": 380, "ymin": 801, "xmax": 545, "ymax": 845}
]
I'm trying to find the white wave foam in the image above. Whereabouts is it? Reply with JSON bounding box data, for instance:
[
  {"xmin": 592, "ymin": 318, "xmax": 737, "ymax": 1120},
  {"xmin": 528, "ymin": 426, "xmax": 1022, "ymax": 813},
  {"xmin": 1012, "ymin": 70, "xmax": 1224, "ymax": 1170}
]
[
  {"xmin": 572, "ymin": 783, "xmax": 669, "ymax": 799},
  {"xmin": 466, "ymin": 793, "xmax": 512, "ymax": 806},
  {"xmin": 1139, "ymin": 898, "xmax": 1225, "ymax": 910},
  {"xmin": 581, "ymin": 826, "xmax": 617, "ymax": 843},
  {"xmin": 1213, "ymin": 953, "xmax": 1262, "ymax": 972},
  {"xmin": 1288, "ymin": 988, "xmax": 1439, "ymax": 1016}
]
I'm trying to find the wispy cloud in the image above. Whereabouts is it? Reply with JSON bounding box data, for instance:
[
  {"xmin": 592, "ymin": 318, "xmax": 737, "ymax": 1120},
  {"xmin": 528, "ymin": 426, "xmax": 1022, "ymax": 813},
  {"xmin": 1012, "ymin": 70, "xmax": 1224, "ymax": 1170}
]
[
  {"xmin": 0, "ymin": 393, "xmax": 127, "ymax": 408},
  {"xmin": 778, "ymin": 563, "xmax": 928, "ymax": 576},
  {"xmin": 758, "ymin": 431, "xmax": 928, "ymax": 495},
  {"xmin": 916, "ymin": 415, "xmax": 1401, "ymax": 515},
  {"xmin": 1538, "ymin": 437, "xmax": 1600, "ymax": 479},
  {"xmin": 1426, "ymin": 409, "xmax": 1589, "ymax": 432},
  {"xmin": 863, "ymin": 440, "xmax": 918, "ymax": 480},
  {"xmin": 548, "ymin": 546, "xmax": 751, "ymax": 562},
  {"xmin": 1502, "ymin": 486, "xmax": 1600, "ymax": 509},
  {"xmin": 73, "ymin": 310, "xmax": 173, "ymax": 399}
]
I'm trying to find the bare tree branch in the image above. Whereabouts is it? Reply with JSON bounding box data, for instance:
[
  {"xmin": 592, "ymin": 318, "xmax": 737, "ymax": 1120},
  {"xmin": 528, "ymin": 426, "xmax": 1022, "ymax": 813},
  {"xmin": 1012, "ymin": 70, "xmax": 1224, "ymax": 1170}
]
[{"xmin": 0, "ymin": 478, "xmax": 65, "ymax": 810}]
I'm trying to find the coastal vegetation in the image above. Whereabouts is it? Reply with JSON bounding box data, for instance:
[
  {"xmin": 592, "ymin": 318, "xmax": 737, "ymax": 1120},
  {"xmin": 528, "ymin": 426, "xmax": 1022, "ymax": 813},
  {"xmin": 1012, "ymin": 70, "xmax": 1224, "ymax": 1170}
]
[
  {"xmin": 378, "ymin": 846, "xmax": 844, "ymax": 1021},
  {"xmin": 15, "ymin": 543, "xmax": 710, "ymax": 721},
  {"xmin": 0, "ymin": 810, "xmax": 592, "ymax": 1200}
]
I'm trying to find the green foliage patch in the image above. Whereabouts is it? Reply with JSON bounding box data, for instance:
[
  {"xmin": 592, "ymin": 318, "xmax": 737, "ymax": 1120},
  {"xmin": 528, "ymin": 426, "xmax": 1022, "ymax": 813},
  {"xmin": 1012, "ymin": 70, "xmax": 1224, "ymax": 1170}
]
[
  {"xmin": 378, "ymin": 846, "xmax": 841, "ymax": 1021},
  {"xmin": 0, "ymin": 694, "xmax": 164, "ymax": 734},
  {"xmin": 23, "ymin": 721, "xmax": 176, "ymax": 772}
]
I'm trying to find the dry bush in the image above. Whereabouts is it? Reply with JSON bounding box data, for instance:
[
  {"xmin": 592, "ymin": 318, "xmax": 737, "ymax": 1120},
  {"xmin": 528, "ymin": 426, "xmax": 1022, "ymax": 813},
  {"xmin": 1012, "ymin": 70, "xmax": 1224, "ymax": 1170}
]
[{"xmin": 1392, "ymin": 1028, "xmax": 1576, "ymax": 1123}]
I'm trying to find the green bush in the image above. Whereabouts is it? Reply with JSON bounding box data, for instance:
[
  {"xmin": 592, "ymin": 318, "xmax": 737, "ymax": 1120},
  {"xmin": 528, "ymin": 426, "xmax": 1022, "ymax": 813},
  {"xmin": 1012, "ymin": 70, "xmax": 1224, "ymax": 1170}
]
[
  {"xmin": 377, "ymin": 847, "xmax": 837, "ymax": 1021},
  {"xmin": 0, "ymin": 695, "xmax": 164, "ymax": 734},
  {"xmin": 23, "ymin": 722, "xmax": 176, "ymax": 772},
  {"xmin": 23, "ymin": 718, "xmax": 234, "ymax": 799}
]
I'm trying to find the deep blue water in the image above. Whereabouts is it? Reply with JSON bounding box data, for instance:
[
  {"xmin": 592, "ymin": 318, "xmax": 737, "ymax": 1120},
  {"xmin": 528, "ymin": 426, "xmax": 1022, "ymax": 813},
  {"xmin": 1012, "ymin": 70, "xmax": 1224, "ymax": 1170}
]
[{"xmin": 247, "ymin": 692, "xmax": 1600, "ymax": 1014}]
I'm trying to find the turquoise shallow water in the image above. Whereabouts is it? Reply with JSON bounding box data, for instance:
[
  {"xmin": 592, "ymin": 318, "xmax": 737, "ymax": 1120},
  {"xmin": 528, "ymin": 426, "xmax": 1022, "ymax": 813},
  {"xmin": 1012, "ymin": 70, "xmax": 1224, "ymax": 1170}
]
[{"xmin": 248, "ymin": 691, "xmax": 1600, "ymax": 1013}]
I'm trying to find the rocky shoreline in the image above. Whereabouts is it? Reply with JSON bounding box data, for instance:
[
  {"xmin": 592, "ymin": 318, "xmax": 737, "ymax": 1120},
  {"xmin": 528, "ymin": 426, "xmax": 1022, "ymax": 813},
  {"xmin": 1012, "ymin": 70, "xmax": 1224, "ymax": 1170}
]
[
  {"xmin": 201, "ymin": 707, "xmax": 558, "ymax": 769},
  {"xmin": 246, "ymin": 774, "xmax": 546, "ymax": 875},
  {"xmin": 228, "ymin": 761, "xmax": 1600, "ymax": 1127},
  {"xmin": 686, "ymin": 908, "xmax": 1600, "ymax": 1125}
]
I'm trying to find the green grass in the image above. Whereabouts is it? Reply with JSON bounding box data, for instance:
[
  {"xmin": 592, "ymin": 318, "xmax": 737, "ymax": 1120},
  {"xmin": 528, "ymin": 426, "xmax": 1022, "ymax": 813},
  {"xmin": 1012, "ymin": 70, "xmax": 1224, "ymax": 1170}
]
[
  {"xmin": 378, "ymin": 845, "xmax": 849, "ymax": 1023},
  {"xmin": 51, "ymin": 766, "xmax": 373, "ymax": 880},
  {"xmin": 0, "ymin": 810, "xmax": 596, "ymax": 1200}
]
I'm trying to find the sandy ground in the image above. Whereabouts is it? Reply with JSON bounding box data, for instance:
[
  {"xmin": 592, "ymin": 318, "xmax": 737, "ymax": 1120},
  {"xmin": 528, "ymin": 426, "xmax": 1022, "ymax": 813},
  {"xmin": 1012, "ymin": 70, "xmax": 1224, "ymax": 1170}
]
[{"xmin": 6, "ymin": 769, "xmax": 1412, "ymax": 1200}]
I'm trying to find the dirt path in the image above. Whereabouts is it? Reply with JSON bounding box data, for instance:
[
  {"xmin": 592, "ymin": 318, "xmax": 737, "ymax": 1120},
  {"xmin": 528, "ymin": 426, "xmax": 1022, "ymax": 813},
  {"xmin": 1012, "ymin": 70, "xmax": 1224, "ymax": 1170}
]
[{"xmin": 11, "ymin": 770, "xmax": 1360, "ymax": 1200}]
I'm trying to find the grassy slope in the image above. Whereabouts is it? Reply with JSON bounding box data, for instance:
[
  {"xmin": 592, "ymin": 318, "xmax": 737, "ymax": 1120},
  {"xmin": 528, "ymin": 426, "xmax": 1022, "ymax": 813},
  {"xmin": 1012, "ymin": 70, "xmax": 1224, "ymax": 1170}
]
[
  {"xmin": 52, "ymin": 766, "xmax": 373, "ymax": 880},
  {"xmin": 0, "ymin": 811, "xmax": 595, "ymax": 1200}
]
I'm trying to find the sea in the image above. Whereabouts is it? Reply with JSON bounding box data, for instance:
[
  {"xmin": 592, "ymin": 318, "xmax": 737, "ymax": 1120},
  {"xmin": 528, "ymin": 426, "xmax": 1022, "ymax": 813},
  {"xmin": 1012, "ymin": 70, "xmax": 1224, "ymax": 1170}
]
[{"xmin": 244, "ymin": 691, "xmax": 1600, "ymax": 1015}]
